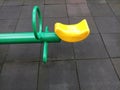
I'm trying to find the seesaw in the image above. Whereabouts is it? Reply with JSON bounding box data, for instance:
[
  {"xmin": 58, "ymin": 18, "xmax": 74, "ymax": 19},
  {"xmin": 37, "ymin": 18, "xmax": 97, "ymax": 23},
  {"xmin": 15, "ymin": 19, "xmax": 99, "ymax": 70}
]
[{"xmin": 0, "ymin": 6, "xmax": 90, "ymax": 63}]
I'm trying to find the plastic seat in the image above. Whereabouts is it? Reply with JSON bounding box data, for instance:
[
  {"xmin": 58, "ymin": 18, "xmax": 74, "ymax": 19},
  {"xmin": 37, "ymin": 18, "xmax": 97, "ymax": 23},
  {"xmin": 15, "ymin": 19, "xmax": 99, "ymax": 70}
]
[{"xmin": 54, "ymin": 19, "xmax": 90, "ymax": 42}]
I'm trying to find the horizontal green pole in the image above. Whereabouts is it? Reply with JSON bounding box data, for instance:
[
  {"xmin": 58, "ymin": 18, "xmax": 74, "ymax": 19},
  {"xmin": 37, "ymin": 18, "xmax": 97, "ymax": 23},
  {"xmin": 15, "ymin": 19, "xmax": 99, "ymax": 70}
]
[{"xmin": 0, "ymin": 32, "xmax": 61, "ymax": 44}]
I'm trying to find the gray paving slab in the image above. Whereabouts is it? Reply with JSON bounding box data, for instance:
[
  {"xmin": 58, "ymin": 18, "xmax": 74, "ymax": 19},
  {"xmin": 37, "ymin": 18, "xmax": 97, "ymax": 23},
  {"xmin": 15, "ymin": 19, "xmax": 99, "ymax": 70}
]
[
  {"xmin": 117, "ymin": 16, "xmax": 120, "ymax": 23},
  {"xmin": 0, "ymin": 0, "xmax": 4, "ymax": 6},
  {"xmin": 77, "ymin": 59, "xmax": 120, "ymax": 90},
  {"xmin": 20, "ymin": 5, "xmax": 44, "ymax": 19},
  {"xmin": 38, "ymin": 61, "xmax": 79, "ymax": 90},
  {"xmin": 112, "ymin": 58, "xmax": 120, "ymax": 79},
  {"xmin": 3, "ymin": 0, "xmax": 24, "ymax": 6},
  {"xmin": 109, "ymin": 3, "xmax": 120, "ymax": 16},
  {"xmin": 43, "ymin": 17, "xmax": 69, "ymax": 32},
  {"xmin": 94, "ymin": 17, "xmax": 120, "ymax": 33},
  {"xmin": 106, "ymin": 0, "xmax": 120, "ymax": 4},
  {"xmin": 24, "ymin": 0, "xmax": 44, "ymax": 5},
  {"xmin": 0, "ymin": 62, "xmax": 38, "ymax": 90},
  {"xmin": 6, "ymin": 44, "xmax": 40, "ymax": 62},
  {"xmin": 73, "ymin": 34, "xmax": 108, "ymax": 59},
  {"xmin": 66, "ymin": 0, "xmax": 87, "ymax": 4},
  {"xmin": 0, "ymin": 19, "xmax": 17, "ymax": 33},
  {"xmin": 67, "ymin": 4, "xmax": 91, "ymax": 17},
  {"xmin": 0, "ymin": 45, "xmax": 9, "ymax": 64},
  {"xmin": 102, "ymin": 34, "xmax": 120, "ymax": 58},
  {"xmin": 15, "ymin": 19, "xmax": 33, "ymax": 32},
  {"xmin": 45, "ymin": 0, "xmax": 66, "ymax": 4},
  {"xmin": 88, "ymin": 3, "xmax": 114, "ymax": 16},
  {"xmin": 44, "ymin": 5, "xmax": 67, "ymax": 17},
  {"xmin": 86, "ymin": 0, "xmax": 106, "ymax": 4},
  {"xmin": 48, "ymin": 42, "xmax": 74, "ymax": 60},
  {"xmin": 69, "ymin": 17, "xmax": 98, "ymax": 33},
  {"xmin": 0, "ymin": 6, "xmax": 22, "ymax": 19}
]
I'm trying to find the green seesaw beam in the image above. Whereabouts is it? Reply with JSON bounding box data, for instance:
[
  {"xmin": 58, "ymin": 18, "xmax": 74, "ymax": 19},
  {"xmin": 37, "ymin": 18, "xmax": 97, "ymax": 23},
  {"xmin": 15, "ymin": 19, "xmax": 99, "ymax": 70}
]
[{"xmin": 0, "ymin": 32, "xmax": 60, "ymax": 44}]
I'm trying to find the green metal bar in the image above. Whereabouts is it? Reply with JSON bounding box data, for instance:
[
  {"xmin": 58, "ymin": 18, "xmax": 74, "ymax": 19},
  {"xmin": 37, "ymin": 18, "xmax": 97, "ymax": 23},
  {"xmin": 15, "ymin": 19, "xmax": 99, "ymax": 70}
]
[
  {"xmin": 43, "ymin": 26, "xmax": 49, "ymax": 63},
  {"xmin": 0, "ymin": 32, "xmax": 61, "ymax": 44}
]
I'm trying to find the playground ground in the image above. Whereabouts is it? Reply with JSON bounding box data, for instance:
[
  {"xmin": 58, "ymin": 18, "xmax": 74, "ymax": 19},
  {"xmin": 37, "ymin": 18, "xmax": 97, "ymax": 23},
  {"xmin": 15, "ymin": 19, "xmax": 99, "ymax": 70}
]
[{"xmin": 0, "ymin": 0, "xmax": 120, "ymax": 90}]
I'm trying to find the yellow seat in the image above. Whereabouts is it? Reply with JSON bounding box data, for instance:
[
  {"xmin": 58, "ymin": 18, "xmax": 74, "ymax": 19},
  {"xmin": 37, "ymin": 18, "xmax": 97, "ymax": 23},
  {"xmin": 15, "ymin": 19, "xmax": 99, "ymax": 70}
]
[{"xmin": 54, "ymin": 19, "xmax": 90, "ymax": 42}]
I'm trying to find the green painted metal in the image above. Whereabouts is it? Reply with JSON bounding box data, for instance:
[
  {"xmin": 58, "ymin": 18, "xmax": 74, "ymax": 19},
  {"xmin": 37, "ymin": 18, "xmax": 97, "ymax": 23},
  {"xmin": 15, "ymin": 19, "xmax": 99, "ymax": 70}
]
[
  {"xmin": 0, "ymin": 6, "xmax": 61, "ymax": 63},
  {"xmin": 0, "ymin": 32, "xmax": 60, "ymax": 44}
]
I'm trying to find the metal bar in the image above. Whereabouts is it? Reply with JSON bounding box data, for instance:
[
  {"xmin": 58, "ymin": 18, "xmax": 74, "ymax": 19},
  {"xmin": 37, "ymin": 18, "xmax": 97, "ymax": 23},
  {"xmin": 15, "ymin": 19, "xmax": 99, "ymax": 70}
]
[{"xmin": 0, "ymin": 32, "xmax": 61, "ymax": 44}]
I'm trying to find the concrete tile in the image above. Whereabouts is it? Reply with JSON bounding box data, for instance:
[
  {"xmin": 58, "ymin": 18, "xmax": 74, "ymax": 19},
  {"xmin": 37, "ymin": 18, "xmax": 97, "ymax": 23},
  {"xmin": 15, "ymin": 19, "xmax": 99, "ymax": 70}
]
[
  {"xmin": 77, "ymin": 59, "xmax": 120, "ymax": 90},
  {"xmin": 48, "ymin": 42, "xmax": 74, "ymax": 60},
  {"xmin": 67, "ymin": 4, "xmax": 91, "ymax": 17},
  {"xmin": 45, "ymin": 0, "xmax": 66, "ymax": 4},
  {"xmin": 15, "ymin": 19, "xmax": 32, "ymax": 32},
  {"xmin": 69, "ymin": 17, "xmax": 98, "ymax": 33},
  {"xmin": 3, "ymin": 0, "xmax": 24, "ymax": 6},
  {"xmin": 6, "ymin": 44, "xmax": 40, "ymax": 62},
  {"xmin": 24, "ymin": 0, "xmax": 44, "ymax": 5},
  {"xmin": 44, "ymin": 5, "xmax": 67, "ymax": 17},
  {"xmin": 106, "ymin": 0, "xmax": 120, "ymax": 4},
  {"xmin": 86, "ymin": 0, "xmax": 106, "ymax": 4},
  {"xmin": 112, "ymin": 58, "xmax": 120, "ymax": 79},
  {"xmin": 0, "ymin": 62, "xmax": 38, "ymax": 90},
  {"xmin": 43, "ymin": 17, "xmax": 69, "ymax": 32},
  {"xmin": 109, "ymin": 3, "xmax": 120, "ymax": 16},
  {"xmin": 66, "ymin": 0, "xmax": 87, "ymax": 4},
  {"xmin": 94, "ymin": 17, "xmax": 120, "ymax": 33},
  {"xmin": 38, "ymin": 61, "xmax": 79, "ymax": 90},
  {"xmin": 0, "ymin": 19, "xmax": 17, "ymax": 33},
  {"xmin": 0, "ymin": 6, "xmax": 21, "ymax": 19},
  {"xmin": 102, "ymin": 34, "xmax": 120, "ymax": 58},
  {"xmin": 88, "ymin": 3, "xmax": 114, "ymax": 16},
  {"xmin": 0, "ymin": 0, "xmax": 4, "ymax": 6},
  {"xmin": 73, "ymin": 34, "xmax": 108, "ymax": 59},
  {"xmin": 0, "ymin": 45, "xmax": 9, "ymax": 64},
  {"xmin": 117, "ymin": 16, "xmax": 120, "ymax": 23},
  {"xmin": 20, "ymin": 5, "xmax": 44, "ymax": 19}
]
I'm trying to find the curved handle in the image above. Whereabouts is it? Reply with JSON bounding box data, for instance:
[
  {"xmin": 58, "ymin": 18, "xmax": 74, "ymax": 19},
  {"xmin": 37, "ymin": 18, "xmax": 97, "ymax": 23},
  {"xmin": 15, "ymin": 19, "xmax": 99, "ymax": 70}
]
[{"xmin": 32, "ymin": 6, "xmax": 43, "ymax": 39}]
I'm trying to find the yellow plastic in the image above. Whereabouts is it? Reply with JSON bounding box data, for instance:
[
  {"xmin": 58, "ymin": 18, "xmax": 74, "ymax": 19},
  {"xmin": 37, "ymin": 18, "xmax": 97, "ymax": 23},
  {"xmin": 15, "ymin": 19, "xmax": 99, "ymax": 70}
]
[{"xmin": 55, "ymin": 19, "xmax": 90, "ymax": 42}]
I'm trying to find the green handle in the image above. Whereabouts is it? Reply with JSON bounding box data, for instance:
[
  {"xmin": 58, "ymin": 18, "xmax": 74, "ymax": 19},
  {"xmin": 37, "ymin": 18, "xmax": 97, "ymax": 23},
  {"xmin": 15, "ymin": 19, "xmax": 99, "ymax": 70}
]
[{"xmin": 32, "ymin": 6, "xmax": 43, "ymax": 40}]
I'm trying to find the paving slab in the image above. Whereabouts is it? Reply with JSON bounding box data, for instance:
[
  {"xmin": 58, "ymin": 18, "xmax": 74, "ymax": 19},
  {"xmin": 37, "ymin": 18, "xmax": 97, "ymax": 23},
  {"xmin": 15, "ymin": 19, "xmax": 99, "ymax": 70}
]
[
  {"xmin": 43, "ymin": 17, "xmax": 69, "ymax": 32},
  {"xmin": 15, "ymin": 19, "xmax": 33, "ymax": 32},
  {"xmin": 106, "ymin": 0, "xmax": 120, "ymax": 4},
  {"xmin": 44, "ymin": 5, "xmax": 67, "ymax": 17},
  {"xmin": 73, "ymin": 34, "xmax": 108, "ymax": 59},
  {"xmin": 66, "ymin": 0, "xmax": 87, "ymax": 4},
  {"xmin": 67, "ymin": 4, "xmax": 91, "ymax": 17},
  {"xmin": 77, "ymin": 59, "xmax": 120, "ymax": 90},
  {"xmin": 88, "ymin": 3, "xmax": 114, "ymax": 16},
  {"xmin": 0, "ymin": 0, "xmax": 4, "ymax": 6},
  {"xmin": 24, "ymin": 0, "xmax": 44, "ymax": 5},
  {"xmin": 112, "ymin": 58, "xmax": 120, "ymax": 79},
  {"xmin": 45, "ymin": 0, "xmax": 66, "ymax": 4},
  {"xmin": 20, "ymin": 5, "xmax": 44, "ymax": 19},
  {"xmin": 69, "ymin": 17, "xmax": 98, "ymax": 33},
  {"xmin": 116, "ymin": 16, "xmax": 120, "ymax": 23},
  {"xmin": 0, "ymin": 6, "xmax": 22, "ymax": 19},
  {"xmin": 0, "ymin": 62, "xmax": 38, "ymax": 90},
  {"xmin": 0, "ymin": 19, "xmax": 17, "ymax": 33},
  {"xmin": 86, "ymin": 0, "xmax": 106, "ymax": 4},
  {"xmin": 94, "ymin": 17, "xmax": 120, "ymax": 33},
  {"xmin": 38, "ymin": 61, "xmax": 79, "ymax": 90},
  {"xmin": 48, "ymin": 42, "xmax": 74, "ymax": 60},
  {"xmin": 6, "ymin": 44, "xmax": 40, "ymax": 62},
  {"xmin": 102, "ymin": 34, "xmax": 120, "ymax": 58},
  {"xmin": 0, "ymin": 45, "xmax": 9, "ymax": 64},
  {"xmin": 109, "ymin": 3, "xmax": 120, "ymax": 16},
  {"xmin": 3, "ymin": 0, "xmax": 24, "ymax": 6}
]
